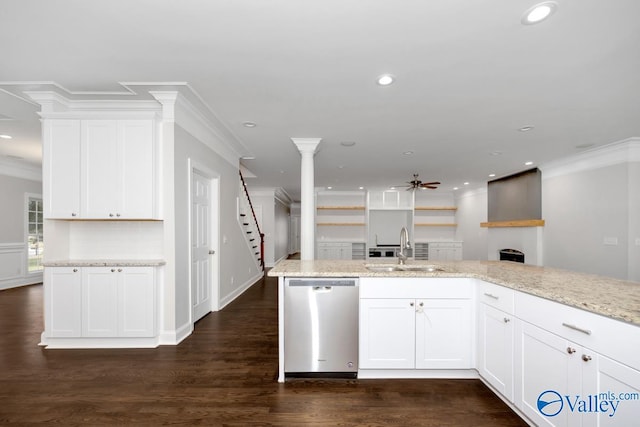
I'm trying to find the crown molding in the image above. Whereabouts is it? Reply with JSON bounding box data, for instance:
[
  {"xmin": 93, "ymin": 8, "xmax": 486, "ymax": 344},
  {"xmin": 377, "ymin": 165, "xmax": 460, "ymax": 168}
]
[
  {"xmin": 541, "ymin": 137, "xmax": 640, "ymax": 179},
  {"xmin": 0, "ymin": 158, "xmax": 42, "ymax": 182}
]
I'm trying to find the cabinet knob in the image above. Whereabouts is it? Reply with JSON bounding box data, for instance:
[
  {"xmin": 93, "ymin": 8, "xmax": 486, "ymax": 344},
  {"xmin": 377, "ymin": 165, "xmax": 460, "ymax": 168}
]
[
  {"xmin": 117, "ymin": 268, "xmax": 122, "ymax": 272},
  {"xmin": 72, "ymin": 268, "xmax": 78, "ymax": 273},
  {"xmin": 109, "ymin": 213, "xmax": 114, "ymax": 217},
  {"xmin": 71, "ymin": 213, "xmax": 77, "ymax": 217},
  {"xmin": 116, "ymin": 213, "xmax": 121, "ymax": 217},
  {"xmin": 582, "ymin": 354, "xmax": 592, "ymax": 362},
  {"xmin": 567, "ymin": 347, "xmax": 576, "ymax": 354},
  {"xmin": 419, "ymin": 302, "xmax": 424, "ymax": 307},
  {"xmin": 503, "ymin": 317, "xmax": 510, "ymax": 323},
  {"xmin": 410, "ymin": 302, "xmax": 414, "ymax": 307},
  {"xmin": 111, "ymin": 268, "xmax": 116, "ymax": 273}
]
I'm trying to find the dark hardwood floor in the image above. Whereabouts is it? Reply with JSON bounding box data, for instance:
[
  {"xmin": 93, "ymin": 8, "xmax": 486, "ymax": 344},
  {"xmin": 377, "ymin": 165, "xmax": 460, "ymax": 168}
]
[{"xmin": 0, "ymin": 274, "xmax": 527, "ymax": 426}]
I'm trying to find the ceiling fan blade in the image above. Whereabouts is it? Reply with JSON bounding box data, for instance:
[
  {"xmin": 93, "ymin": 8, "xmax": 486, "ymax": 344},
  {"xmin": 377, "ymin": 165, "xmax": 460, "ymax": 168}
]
[{"xmin": 421, "ymin": 181, "xmax": 441, "ymax": 186}]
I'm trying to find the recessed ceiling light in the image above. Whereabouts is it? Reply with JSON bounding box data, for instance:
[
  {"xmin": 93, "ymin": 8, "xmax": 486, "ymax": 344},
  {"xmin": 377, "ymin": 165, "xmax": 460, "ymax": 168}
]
[
  {"xmin": 489, "ymin": 173, "xmax": 496, "ymax": 177},
  {"xmin": 489, "ymin": 150, "xmax": 503, "ymax": 156},
  {"xmin": 242, "ymin": 122, "xmax": 257, "ymax": 128},
  {"xmin": 389, "ymin": 186, "xmax": 396, "ymax": 190},
  {"xmin": 453, "ymin": 187, "xmax": 459, "ymax": 191},
  {"xmin": 327, "ymin": 186, "xmax": 333, "ymax": 190},
  {"xmin": 376, "ymin": 74, "xmax": 395, "ymax": 86},
  {"xmin": 359, "ymin": 186, "xmax": 364, "ymax": 190},
  {"xmin": 518, "ymin": 126, "xmax": 534, "ymax": 132},
  {"xmin": 525, "ymin": 161, "xmax": 534, "ymax": 166},
  {"xmin": 403, "ymin": 151, "xmax": 414, "ymax": 156},
  {"xmin": 0, "ymin": 134, "xmax": 12, "ymax": 139},
  {"xmin": 340, "ymin": 141, "xmax": 356, "ymax": 147},
  {"xmin": 463, "ymin": 182, "xmax": 470, "ymax": 185},
  {"xmin": 522, "ymin": 2, "xmax": 558, "ymax": 25}
]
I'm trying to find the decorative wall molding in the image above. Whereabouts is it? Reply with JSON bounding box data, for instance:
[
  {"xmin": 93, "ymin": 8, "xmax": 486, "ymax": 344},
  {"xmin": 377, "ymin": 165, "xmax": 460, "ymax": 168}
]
[
  {"xmin": 0, "ymin": 159, "xmax": 42, "ymax": 182},
  {"xmin": 541, "ymin": 137, "xmax": 640, "ymax": 180}
]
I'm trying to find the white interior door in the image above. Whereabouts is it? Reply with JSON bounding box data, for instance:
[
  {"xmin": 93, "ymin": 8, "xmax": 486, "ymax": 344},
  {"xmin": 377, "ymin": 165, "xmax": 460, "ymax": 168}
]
[{"xmin": 191, "ymin": 170, "xmax": 213, "ymax": 322}]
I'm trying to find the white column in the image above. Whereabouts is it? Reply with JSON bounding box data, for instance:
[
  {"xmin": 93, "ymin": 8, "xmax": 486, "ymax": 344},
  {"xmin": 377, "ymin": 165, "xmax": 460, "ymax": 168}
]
[{"xmin": 292, "ymin": 138, "xmax": 321, "ymax": 261}]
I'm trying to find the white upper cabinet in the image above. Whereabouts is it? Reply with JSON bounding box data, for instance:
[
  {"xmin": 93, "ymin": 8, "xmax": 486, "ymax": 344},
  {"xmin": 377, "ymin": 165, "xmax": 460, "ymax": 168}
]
[
  {"xmin": 43, "ymin": 120, "xmax": 81, "ymax": 219},
  {"xmin": 81, "ymin": 120, "xmax": 156, "ymax": 219},
  {"xmin": 44, "ymin": 118, "xmax": 158, "ymax": 220}
]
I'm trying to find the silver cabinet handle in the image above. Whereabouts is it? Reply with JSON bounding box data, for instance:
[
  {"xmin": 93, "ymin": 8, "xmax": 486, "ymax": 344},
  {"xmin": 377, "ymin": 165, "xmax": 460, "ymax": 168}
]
[
  {"xmin": 562, "ymin": 323, "xmax": 592, "ymax": 335},
  {"xmin": 109, "ymin": 213, "xmax": 114, "ymax": 217},
  {"xmin": 116, "ymin": 213, "xmax": 121, "ymax": 217},
  {"xmin": 582, "ymin": 354, "xmax": 592, "ymax": 362},
  {"xmin": 567, "ymin": 347, "xmax": 576, "ymax": 354},
  {"xmin": 483, "ymin": 293, "xmax": 499, "ymax": 300}
]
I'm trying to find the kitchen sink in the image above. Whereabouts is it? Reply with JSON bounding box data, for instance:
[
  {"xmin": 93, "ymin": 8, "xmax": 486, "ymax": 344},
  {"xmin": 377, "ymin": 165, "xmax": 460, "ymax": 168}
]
[{"xmin": 365, "ymin": 264, "xmax": 445, "ymax": 273}]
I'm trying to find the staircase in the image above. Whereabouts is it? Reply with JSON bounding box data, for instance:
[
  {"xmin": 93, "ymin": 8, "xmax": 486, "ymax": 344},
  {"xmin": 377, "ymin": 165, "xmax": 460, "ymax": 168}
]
[{"xmin": 239, "ymin": 171, "xmax": 265, "ymax": 271}]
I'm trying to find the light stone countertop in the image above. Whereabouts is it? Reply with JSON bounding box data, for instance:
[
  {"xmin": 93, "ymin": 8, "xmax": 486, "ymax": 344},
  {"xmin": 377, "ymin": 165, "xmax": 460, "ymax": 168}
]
[
  {"xmin": 268, "ymin": 259, "xmax": 640, "ymax": 326},
  {"xmin": 43, "ymin": 259, "xmax": 166, "ymax": 267}
]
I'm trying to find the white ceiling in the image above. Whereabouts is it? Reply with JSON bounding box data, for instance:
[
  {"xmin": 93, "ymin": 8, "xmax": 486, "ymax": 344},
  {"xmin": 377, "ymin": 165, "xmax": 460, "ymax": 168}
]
[{"xmin": 1, "ymin": 0, "xmax": 639, "ymax": 200}]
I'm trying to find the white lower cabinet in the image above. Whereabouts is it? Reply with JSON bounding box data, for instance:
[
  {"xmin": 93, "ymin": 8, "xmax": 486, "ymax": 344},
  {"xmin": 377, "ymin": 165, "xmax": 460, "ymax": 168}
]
[
  {"xmin": 511, "ymin": 294, "xmax": 640, "ymax": 427},
  {"xmin": 317, "ymin": 242, "xmax": 352, "ymax": 259},
  {"xmin": 45, "ymin": 267, "xmax": 82, "ymax": 337},
  {"xmin": 478, "ymin": 303, "xmax": 515, "ymax": 401},
  {"xmin": 45, "ymin": 266, "xmax": 156, "ymax": 340},
  {"xmin": 359, "ymin": 278, "xmax": 474, "ymax": 370}
]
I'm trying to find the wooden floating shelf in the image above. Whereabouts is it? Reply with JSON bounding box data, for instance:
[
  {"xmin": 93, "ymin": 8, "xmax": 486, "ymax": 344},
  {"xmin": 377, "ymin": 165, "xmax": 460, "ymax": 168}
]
[
  {"xmin": 415, "ymin": 223, "xmax": 457, "ymax": 227},
  {"xmin": 317, "ymin": 206, "xmax": 366, "ymax": 210},
  {"xmin": 317, "ymin": 222, "xmax": 366, "ymax": 226},
  {"xmin": 480, "ymin": 219, "xmax": 545, "ymax": 228},
  {"xmin": 414, "ymin": 206, "xmax": 458, "ymax": 211}
]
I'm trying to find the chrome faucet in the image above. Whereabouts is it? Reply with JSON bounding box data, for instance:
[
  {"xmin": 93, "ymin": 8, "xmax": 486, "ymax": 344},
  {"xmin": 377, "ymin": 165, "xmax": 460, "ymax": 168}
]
[{"xmin": 398, "ymin": 226, "xmax": 411, "ymax": 265}]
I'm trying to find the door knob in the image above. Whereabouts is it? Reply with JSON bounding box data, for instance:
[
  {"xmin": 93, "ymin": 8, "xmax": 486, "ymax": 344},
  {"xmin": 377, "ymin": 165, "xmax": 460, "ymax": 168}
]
[{"xmin": 208, "ymin": 250, "xmax": 215, "ymax": 255}]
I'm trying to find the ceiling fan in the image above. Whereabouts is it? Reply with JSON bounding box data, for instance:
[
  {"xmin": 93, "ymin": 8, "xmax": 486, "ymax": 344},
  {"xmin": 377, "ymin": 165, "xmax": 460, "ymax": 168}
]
[{"xmin": 400, "ymin": 174, "xmax": 441, "ymax": 190}]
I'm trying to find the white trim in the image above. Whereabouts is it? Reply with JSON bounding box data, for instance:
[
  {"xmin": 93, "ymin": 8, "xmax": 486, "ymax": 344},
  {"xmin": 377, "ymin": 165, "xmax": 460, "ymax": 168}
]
[
  {"xmin": 158, "ymin": 321, "xmax": 193, "ymax": 346},
  {"xmin": 218, "ymin": 272, "xmax": 263, "ymax": 310},
  {"xmin": 173, "ymin": 93, "xmax": 244, "ymax": 167},
  {"xmin": 0, "ymin": 159, "xmax": 42, "ymax": 182},
  {"xmin": 357, "ymin": 369, "xmax": 479, "ymax": 379},
  {"xmin": 541, "ymin": 137, "xmax": 640, "ymax": 179}
]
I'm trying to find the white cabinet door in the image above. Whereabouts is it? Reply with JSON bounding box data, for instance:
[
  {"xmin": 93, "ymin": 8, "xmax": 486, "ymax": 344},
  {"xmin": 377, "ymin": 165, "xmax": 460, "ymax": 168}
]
[
  {"xmin": 118, "ymin": 267, "xmax": 155, "ymax": 337},
  {"xmin": 82, "ymin": 267, "xmax": 119, "ymax": 337},
  {"xmin": 515, "ymin": 320, "xmax": 581, "ymax": 427},
  {"xmin": 45, "ymin": 267, "xmax": 82, "ymax": 337},
  {"xmin": 415, "ymin": 298, "xmax": 473, "ymax": 369},
  {"xmin": 81, "ymin": 119, "xmax": 155, "ymax": 219},
  {"xmin": 582, "ymin": 355, "xmax": 640, "ymax": 427},
  {"xmin": 43, "ymin": 120, "xmax": 81, "ymax": 219},
  {"xmin": 478, "ymin": 303, "xmax": 514, "ymax": 401},
  {"xmin": 359, "ymin": 298, "xmax": 416, "ymax": 369},
  {"xmin": 81, "ymin": 120, "xmax": 119, "ymax": 218},
  {"xmin": 118, "ymin": 120, "xmax": 155, "ymax": 219}
]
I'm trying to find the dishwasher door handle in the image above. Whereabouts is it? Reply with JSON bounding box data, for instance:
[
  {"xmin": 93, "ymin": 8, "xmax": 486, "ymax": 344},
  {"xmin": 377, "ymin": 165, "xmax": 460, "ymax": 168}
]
[{"xmin": 313, "ymin": 286, "xmax": 333, "ymax": 292}]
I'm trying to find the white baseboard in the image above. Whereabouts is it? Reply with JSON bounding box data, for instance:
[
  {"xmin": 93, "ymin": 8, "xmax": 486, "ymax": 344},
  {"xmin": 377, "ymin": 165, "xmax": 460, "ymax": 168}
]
[{"xmin": 219, "ymin": 271, "xmax": 264, "ymax": 310}]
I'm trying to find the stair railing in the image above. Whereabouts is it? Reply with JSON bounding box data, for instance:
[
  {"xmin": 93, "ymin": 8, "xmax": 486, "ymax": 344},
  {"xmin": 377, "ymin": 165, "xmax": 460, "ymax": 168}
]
[{"xmin": 239, "ymin": 171, "xmax": 265, "ymax": 270}]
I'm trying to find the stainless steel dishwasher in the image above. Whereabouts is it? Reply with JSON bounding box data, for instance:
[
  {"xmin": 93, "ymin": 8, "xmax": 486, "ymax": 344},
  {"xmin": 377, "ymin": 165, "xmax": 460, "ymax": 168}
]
[{"xmin": 284, "ymin": 277, "xmax": 359, "ymax": 378}]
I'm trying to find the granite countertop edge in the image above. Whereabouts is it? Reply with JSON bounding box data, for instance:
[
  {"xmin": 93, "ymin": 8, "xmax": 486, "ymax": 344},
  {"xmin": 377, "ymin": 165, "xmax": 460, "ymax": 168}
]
[
  {"xmin": 268, "ymin": 260, "xmax": 640, "ymax": 327},
  {"xmin": 43, "ymin": 259, "xmax": 166, "ymax": 267}
]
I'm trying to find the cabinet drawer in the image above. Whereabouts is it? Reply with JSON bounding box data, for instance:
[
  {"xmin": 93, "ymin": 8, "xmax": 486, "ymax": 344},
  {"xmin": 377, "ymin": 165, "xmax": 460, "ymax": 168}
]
[
  {"xmin": 477, "ymin": 281, "xmax": 514, "ymax": 313},
  {"xmin": 515, "ymin": 291, "xmax": 640, "ymax": 370},
  {"xmin": 360, "ymin": 277, "xmax": 473, "ymax": 299}
]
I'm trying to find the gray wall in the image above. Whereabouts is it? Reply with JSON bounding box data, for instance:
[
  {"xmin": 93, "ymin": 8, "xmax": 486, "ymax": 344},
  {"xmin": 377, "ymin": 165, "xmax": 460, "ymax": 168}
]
[
  {"xmin": 0, "ymin": 174, "xmax": 43, "ymax": 289},
  {"xmin": 173, "ymin": 126, "xmax": 263, "ymax": 330},
  {"xmin": 247, "ymin": 190, "xmax": 291, "ymax": 267}
]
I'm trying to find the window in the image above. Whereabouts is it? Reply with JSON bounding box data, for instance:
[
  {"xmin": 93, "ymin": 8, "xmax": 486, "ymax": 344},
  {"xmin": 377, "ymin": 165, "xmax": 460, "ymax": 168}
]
[{"xmin": 28, "ymin": 197, "xmax": 44, "ymax": 272}]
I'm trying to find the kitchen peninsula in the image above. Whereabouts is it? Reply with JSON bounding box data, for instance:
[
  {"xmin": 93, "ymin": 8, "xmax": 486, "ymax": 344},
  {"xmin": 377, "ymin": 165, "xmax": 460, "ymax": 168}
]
[{"xmin": 269, "ymin": 260, "xmax": 640, "ymax": 426}]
